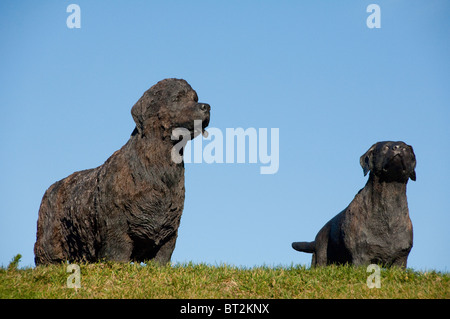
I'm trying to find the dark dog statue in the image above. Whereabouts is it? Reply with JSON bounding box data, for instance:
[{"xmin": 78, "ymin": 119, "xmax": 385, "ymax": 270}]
[
  {"xmin": 34, "ymin": 78, "xmax": 210, "ymax": 265},
  {"xmin": 292, "ymin": 141, "xmax": 416, "ymax": 267}
]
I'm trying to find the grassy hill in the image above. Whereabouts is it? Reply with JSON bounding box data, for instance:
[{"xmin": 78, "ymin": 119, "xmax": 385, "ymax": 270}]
[{"xmin": 1, "ymin": 255, "xmax": 448, "ymax": 299}]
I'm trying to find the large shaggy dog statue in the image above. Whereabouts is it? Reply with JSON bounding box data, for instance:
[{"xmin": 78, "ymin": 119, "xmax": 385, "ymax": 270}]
[{"xmin": 35, "ymin": 78, "xmax": 210, "ymax": 265}]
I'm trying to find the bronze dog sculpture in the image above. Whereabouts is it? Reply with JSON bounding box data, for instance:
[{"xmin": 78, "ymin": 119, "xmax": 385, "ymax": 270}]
[
  {"xmin": 292, "ymin": 141, "xmax": 416, "ymax": 267},
  {"xmin": 35, "ymin": 78, "xmax": 210, "ymax": 265}
]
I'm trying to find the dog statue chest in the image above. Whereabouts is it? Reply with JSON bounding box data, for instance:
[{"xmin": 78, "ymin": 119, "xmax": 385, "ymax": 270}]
[{"xmin": 345, "ymin": 181, "xmax": 413, "ymax": 262}]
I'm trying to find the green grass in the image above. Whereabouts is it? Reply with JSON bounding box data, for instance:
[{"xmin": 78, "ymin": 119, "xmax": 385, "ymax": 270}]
[{"xmin": 1, "ymin": 255, "xmax": 448, "ymax": 299}]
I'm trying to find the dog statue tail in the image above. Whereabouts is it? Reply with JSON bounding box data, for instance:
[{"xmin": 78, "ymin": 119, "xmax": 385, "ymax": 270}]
[{"xmin": 292, "ymin": 241, "xmax": 315, "ymax": 253}]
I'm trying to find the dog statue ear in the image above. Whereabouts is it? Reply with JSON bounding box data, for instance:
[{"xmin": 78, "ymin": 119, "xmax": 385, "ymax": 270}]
[
  {"xmin": 360, "ymin": 144, "xmax": 377, "ymax": 176},
  {"xmin": 409, "ymin": 145, "xmax": 417, "ymax": 181},
  {"xmin": 131, "ymin": 98, "xmax": 145, "ymax": 135},
  {"xmin": 131, "ymin": 91, "xmax": 158, "ymax": 136}
]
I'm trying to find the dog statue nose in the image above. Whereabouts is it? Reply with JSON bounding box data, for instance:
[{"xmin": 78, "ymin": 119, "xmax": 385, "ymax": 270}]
[
  {"xmin": 392, "ymin": 144, "xmax": 403, "ymax": 154},
  {"xmin": 199, "ymin": 103, "xmax": 210, "ymax": 112}
]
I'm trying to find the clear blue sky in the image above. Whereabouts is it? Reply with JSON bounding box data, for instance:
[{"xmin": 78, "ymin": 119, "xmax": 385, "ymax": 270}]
[{"xmin": 1, "ymin": 1, "xmax": 449, "ymax": 271}]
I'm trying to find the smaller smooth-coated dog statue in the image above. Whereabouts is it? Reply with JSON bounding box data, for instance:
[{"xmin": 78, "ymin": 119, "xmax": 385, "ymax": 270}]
[{"xmin": 292, "ymin": 141, "xmax": 416, "ymax": 267}]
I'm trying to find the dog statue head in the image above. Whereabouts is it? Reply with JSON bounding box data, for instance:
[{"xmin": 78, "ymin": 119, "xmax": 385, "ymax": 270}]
[
  {"xmin": 360, "ymin": 141, "xmax": 416, "ymax": 183},
  {"xmin": 131, "ymin": 78, "xmax": 210, "ymax": 138}
]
